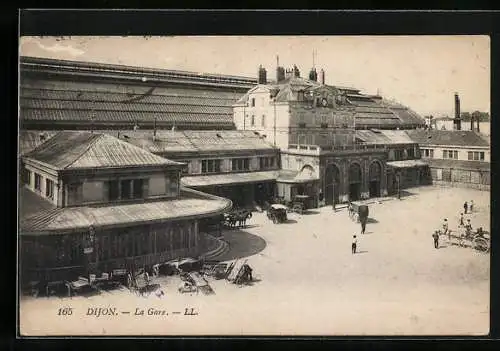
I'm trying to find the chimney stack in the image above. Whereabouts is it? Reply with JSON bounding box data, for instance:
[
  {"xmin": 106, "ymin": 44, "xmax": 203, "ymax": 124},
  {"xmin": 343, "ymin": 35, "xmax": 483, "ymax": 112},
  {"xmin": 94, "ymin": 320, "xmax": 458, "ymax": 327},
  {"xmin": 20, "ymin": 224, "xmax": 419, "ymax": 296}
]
[
  {"xmin": 258, "ymin": 65, "xmax": 267, "ymax": 84},
  {"xmin": 319, "ymin": 69, "xmax": 325, "ymax": 85},
  {"xmin": 476, "ymin": 114, "xmax": 480, "ymax": 132},
  {"xmin": 470, "ymin": 113, "xmax": 474, "ymax": 131},
  {"xmin": 453, "ymin": 92, "xmax": 461, "ymax": 130},
  {"xmin": 309, "ymin": 67, "xmax": 318, "ymax": 81}
]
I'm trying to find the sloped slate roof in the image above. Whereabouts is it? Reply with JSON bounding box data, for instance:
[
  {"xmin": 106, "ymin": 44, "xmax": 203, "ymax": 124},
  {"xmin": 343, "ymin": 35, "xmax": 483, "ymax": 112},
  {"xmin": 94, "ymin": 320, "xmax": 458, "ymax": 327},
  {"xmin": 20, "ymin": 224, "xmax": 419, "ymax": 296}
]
[
  {"xmin": 20, "ymin": 78, "xmax": 242, "ymax": 127},
  {"xmin": 406, "ymin": 129, "xmax": 490, "ymax": 147},
  {"xmin": 20, "ymin": 188, "xmax": 232, "ymax": 234},
  {"xmin": 23, "ymin": 131, "xmax": 181, "ymax": 170},
  {"xmin": 117, "ymin": 130, "xmax": 277, "ymax": 154},
  {"xmin": 18, "ymin": 131, "xmax": 58, "ymax": 155},
  {"xmin": 355, "ymin": 130, "xmax": 415, "ymax": 145}
]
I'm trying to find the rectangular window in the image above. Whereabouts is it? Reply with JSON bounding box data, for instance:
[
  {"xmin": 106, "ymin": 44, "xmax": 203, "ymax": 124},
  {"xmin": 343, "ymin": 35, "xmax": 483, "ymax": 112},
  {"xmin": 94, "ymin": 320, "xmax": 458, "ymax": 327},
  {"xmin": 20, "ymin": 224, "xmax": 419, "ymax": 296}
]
[
  {"xmin": 321, "ymin": 123, "xmax": 328, "ymax": 129},
  {"xmin": 251, "ymin": 115, "xmax": 255, "ymax": 126},
  {"xmin": 34, "ymin": 173, "xmax": 41, "ymax": 191},
  {"xmin": 298, "ymin": 134, "xmax": 306, "ymax": 145},
  {"xmin": 251, "ymin": 98, "xmax": 255, "ymax": 107},
  {"xmin": 453, "ymin": 150, "xmax": 458, "ymax": 159},
  {"xmin": 167, "ymin": 173, "xmax": 179, "ymax": 194},
  {"xmin": 480, "ymin": 152, "xmax": 485, "ymax": 161},
  {"xmin": 132, "ymin": 179, "xmax": 143, "ymax": 199},
  {"xmin": 232, "ymin": 158, "xmax": 250, "ymax": 171},
  {"xmin": 430, "ymin": 149, "xmax": 434, "ymax": 158},
  {"xmin": 260, "ymin": 157, "xmax": 275, "ymax": 170},
  {"xmin": 442, "ymin": 150, "xmax": 447, "ymax": 159},
  {"xmin": 468, "ymin": 151, "xmax": 473, "ymax": 160},
  {"xmin": 120, "ymin": 179, "xmax": 132, "ymax": 199},
  {"xmin": 108, "ymin": 180, "xmax": 119, "ymax": 201},
  {"xmin": 261, "ymin": 115, "xmax": 266, "ymax": 127},
  {"xmin": 45, "ymin": 178, "xmax": 54, "ymax": 199},
  {"xmin": 202, "ymin": 159, "xmax": 221, "ymax": 174},
  {"xmin": 298, "ymin": 122, "xmax": 306, "ymax": 128}
]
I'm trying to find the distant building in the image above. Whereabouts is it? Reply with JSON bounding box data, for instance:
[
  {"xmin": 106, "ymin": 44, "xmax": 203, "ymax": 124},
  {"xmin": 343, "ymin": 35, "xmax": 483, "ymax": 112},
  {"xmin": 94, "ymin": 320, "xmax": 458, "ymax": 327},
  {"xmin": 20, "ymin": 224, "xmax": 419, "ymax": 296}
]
[
  {"xmin": 111, "ymin": 130, "xmax": 281, "ymax": 208},
  {"xmin": 19, "ymin": 131, "xmax": 231, "ymax": 285},
  {"xmin": 407, "ymin": 129, "xmax": 490, "ymax": 190},
  {"xmin": 20, "ymin": 56, "xmax": 256, "ymax": 131},
  {"xmin": 232, "ymin": 64, "xmax": 425, "ymax": 150},
  {"xmin": 232, "ymin": 64, "xmax": 427, "ymax": 204}
]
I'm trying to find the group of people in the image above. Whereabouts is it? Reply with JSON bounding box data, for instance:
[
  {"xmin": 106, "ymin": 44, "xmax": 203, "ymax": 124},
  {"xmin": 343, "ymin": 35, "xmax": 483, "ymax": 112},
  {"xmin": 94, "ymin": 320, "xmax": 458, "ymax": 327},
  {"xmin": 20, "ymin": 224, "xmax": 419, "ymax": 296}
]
[{"xmin": 432, "ymin": 200, "xmax": 476, "ymax": 249}]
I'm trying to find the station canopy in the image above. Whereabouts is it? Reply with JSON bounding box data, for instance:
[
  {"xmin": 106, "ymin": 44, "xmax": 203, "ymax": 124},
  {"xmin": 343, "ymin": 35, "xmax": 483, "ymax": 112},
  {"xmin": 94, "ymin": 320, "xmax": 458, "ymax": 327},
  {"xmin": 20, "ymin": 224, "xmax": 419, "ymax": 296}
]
[{"xmin": 386, "ymin": 160, "xmax": 428, "ymax": 168}]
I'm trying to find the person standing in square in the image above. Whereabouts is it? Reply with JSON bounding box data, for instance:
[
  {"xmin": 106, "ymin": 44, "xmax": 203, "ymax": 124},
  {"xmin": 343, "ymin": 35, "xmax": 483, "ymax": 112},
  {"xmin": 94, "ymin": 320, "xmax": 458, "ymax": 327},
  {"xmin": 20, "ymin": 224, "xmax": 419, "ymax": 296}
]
[
  {"xmin": 463, "ymin": 201, "xmax": 468, "ymax": 214},
  {"xmin": 352, "ymin": 235, "xmax": 357, "ymax": 254},
  {"xmin": 459, "ymin": 213, "xmax": 464, "ymax": 227},
  {"xmin": 432, "ymin": 231, "xmax": 439, "ymax": 249},
  {"xmin": 470, "ymin": 200, "xmax": 474, "ymax": 213}
]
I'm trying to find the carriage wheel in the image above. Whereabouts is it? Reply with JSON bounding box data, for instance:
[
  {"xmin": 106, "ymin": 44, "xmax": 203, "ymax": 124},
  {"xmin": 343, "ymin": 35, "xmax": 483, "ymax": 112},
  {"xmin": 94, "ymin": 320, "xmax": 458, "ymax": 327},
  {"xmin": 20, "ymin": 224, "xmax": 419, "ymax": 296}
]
[{"xmin": 474, "ymin": 239, "xmax": 489, "ymax": 252}]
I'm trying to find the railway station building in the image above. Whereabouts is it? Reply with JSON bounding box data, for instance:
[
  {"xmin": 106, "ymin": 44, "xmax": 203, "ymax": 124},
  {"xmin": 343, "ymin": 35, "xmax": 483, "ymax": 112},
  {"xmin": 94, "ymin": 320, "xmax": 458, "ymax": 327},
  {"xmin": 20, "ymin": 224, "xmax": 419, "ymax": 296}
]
[{"xmin": 19, "ymin": 131, "xmax": 232, "ymax": 285}]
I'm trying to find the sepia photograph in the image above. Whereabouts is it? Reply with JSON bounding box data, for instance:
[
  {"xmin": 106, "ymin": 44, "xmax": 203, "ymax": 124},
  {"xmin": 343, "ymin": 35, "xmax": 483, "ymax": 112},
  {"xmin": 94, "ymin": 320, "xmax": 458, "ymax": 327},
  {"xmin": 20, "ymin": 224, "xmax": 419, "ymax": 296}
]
[{"xmin": 17, "ymin": 35, "xmax": 490, "ymax": 336}]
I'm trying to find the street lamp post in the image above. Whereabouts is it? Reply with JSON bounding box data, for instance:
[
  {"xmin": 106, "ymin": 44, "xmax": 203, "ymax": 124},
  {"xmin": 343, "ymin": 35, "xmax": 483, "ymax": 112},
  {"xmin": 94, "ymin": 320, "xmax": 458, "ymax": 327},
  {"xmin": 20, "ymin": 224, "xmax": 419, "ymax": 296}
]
[
  {"xmin": 273, "ymin": 98, "xmax": 277, "ymax": 147},
  {"xmin": 84, "ymin": 225, "xmax": 96, "ymax": 282}
]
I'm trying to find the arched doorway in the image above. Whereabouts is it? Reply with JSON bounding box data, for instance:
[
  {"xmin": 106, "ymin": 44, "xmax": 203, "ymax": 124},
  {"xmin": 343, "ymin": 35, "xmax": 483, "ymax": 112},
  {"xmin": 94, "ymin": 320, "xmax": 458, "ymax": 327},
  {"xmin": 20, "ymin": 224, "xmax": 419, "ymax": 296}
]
[
  {"xmin": 324, "ymin": 163, "xmax": 340, "ymax": 205},
  {"xmin": 348, "ymin": 163, "xmax": 362, "ymax": 201},
  {"xmin": 368, "ymin": 161, "xmax": 382, "ymax": 198}
]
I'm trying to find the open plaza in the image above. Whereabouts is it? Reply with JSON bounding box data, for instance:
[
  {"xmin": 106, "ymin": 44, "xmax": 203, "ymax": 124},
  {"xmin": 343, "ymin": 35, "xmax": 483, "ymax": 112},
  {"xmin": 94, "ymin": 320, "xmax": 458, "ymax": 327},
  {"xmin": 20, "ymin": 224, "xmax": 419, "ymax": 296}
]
[{"xmin": 20, "ymin": 186, "xmax": 490, "ymax": 336}]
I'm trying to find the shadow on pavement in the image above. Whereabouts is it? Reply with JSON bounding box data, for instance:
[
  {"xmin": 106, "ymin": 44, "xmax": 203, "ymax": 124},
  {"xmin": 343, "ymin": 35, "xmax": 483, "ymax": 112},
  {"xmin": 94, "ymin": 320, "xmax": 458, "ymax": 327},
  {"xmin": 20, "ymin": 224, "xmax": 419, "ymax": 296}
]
[
  {"xmin": 214, "ymin": 230, "xmax": 267, "ymax": 262},
  {"xmin": 303, "ymin": 210, "xmax": 321, "ymax": 215},
  {"xmin": 366, "ymin": 218, "xmax": 379, "ymax": 224},
  {"xmin": 398, "ymin": 190, "xmax": 418, "ymax": 199},
  {"xmin": 282, "ymin": 219, "xmax": 298, "ymax": 224},
  {"xmin": 356, "ymin": 250, "xmax": 369, "ymax": 254}
]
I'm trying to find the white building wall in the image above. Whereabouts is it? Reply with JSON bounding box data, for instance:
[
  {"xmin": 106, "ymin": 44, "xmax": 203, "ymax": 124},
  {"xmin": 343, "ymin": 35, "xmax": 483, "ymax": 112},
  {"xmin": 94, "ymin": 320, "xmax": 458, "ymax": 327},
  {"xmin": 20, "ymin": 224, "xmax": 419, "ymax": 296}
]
[{"xmin": 420, "ymin": 145, "xmax": 490, "ymax": 162}]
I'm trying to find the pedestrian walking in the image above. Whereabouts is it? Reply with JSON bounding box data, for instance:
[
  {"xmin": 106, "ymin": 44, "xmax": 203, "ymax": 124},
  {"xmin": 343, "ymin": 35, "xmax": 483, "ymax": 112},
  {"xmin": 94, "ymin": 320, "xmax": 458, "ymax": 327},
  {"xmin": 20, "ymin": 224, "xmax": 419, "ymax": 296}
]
[
  {"xmin": 442, "ymin": 218, "xmax": 449, "ymax": 240},
  {"xmin": 432, "ymin": 231, "xmax": 440, "ymax": 249},
  {"xmin": 361, "ymin": 220, "xmax": 366, "ymax": 234},
  {"xmin": 459, "ymin": 213, "xmax": 464, "ymax": 227},
  {"xmin": 469, "ymin": 200, "xmax": 474, "ymax": 213},
  {"xmin": 463, "ymin": 201, "xmax": 468, "ymax": 214},
  {"xmin": 352, "ymin": 235, "xmax": 357, "ymax": 254}
]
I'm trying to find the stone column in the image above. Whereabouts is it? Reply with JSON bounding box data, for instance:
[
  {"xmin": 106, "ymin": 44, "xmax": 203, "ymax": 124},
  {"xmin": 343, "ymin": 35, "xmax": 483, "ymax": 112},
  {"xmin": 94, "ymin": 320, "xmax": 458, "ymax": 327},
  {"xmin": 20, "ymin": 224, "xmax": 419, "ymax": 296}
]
[
  {"xmin": 360, "ymin": 158, "xmax": 370, "ymax": 200},
  {"xmin": 339, "ymin": 161, "xmax": 349, "ymax": 203}
]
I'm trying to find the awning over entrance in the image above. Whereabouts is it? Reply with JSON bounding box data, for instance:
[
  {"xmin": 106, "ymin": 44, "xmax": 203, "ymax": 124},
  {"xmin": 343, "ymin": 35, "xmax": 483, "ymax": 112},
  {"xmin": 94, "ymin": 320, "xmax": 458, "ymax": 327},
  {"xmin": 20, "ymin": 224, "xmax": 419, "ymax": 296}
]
[
  {"xmin": 181, "ymin": 170, "xmax": 278, "ymax": 187},
  {"xmin": 277, "ymin": 168, "xmax": 320, "ymax": 184},
  {"xmin": 386, "ymin": 159, "xmax": 428, "ymax": 169}
]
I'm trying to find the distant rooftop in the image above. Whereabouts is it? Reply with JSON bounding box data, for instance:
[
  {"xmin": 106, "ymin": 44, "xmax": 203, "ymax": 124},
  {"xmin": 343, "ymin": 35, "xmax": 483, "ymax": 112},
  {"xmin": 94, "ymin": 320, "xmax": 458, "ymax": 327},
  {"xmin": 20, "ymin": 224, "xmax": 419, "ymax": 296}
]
[{"xmin": 406, "ymin": 129, "xmax": 490, "ymax": 147}]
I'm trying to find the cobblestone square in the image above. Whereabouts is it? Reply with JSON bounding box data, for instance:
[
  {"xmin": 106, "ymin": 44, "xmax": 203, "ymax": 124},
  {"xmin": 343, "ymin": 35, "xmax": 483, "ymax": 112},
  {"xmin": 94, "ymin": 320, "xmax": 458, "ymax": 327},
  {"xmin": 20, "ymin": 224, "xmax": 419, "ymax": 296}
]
[{"xmin": 20, "ymin": 186, "xmax": 490, "ymax": 335}]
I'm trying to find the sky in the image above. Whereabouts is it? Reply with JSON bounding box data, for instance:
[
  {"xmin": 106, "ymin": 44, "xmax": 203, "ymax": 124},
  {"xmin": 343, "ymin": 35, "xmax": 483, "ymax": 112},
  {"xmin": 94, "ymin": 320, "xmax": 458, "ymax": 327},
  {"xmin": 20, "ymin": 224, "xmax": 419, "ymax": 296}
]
[{"xmin": 19, "ymin": 36, "xmax": 490, "ymax": 117}]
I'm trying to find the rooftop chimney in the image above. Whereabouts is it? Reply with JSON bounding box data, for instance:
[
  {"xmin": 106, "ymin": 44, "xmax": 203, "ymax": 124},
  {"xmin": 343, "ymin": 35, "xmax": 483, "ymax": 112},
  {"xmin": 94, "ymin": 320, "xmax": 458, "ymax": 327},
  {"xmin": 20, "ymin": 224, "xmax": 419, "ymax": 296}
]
[
  {"xmin": 319, "ymin": 69, "xmax": 325, "ymax": 85},
  {"xmin": 476, "ymin": 114, "xmax": 480, "ymax": 132},
  {"xmin": 258, "ymin": 65, "xmax": 267, "ymax": 84},
  {"xmin": 276, "ymin": 55, "xmax": 285, "ymax": 83},
  {"xmin": 453, "ymin": 92, "xmax": 461, "ymax": 131},
  {"xmin": 470, "ymin": 113, "xmax": 474, "ymax": 131},
  {"xmin": 309, "ymin": 67, "xmax": 318, "ymax": 82}
]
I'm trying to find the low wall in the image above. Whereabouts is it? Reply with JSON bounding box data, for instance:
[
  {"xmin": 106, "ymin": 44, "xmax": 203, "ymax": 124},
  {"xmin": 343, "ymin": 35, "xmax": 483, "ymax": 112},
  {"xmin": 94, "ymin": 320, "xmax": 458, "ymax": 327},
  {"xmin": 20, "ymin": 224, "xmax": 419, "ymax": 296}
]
[{"xmin": 431, "ymin": 180, "xmax": 490, "ymax": 192}]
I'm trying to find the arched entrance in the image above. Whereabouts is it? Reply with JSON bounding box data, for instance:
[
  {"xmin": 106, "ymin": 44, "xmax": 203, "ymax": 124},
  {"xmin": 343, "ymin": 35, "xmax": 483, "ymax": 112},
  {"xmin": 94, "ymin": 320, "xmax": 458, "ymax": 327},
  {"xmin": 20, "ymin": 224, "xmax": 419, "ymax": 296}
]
[
  {"xmin": 348, "ymin": 163, "xmax": 362, "ymax": 201},
  {"xmin": 368, "ymin": 161, "xmax": 382, "ymax": 198},
  {"xmin": 324, "ymin": 163, "xmax": 340, "ymax": 205}
]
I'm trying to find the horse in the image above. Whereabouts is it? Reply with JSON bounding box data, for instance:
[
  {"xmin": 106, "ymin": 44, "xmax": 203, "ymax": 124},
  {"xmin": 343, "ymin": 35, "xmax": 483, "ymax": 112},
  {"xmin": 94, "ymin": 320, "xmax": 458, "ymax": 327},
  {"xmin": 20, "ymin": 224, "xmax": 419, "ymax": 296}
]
[{"xmin": 235, "ymin": 210, "xmax": 252, "ymax": 228}]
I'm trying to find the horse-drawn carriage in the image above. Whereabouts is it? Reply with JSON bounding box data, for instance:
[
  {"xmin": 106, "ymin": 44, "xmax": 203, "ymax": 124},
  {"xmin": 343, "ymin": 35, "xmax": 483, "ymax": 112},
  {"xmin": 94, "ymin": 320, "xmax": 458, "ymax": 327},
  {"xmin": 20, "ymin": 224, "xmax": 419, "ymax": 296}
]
[
  {"xmin": 223, "ymin": 209, "xmax": 253, "ymax": 229},
  {"xmin": 266, "ymin": 204, "xmax": 288, "ymax": 224},
  {"xmin": 290, "ymin": 195, "xmax": 310, "ymax": 215},
  {"xmin": 443, "ymin": 227, "xmax": 490, "ymax": 253},
  {"xmin": 349, "ymin": 202, "xmax": 369, "ymax": 225}
]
